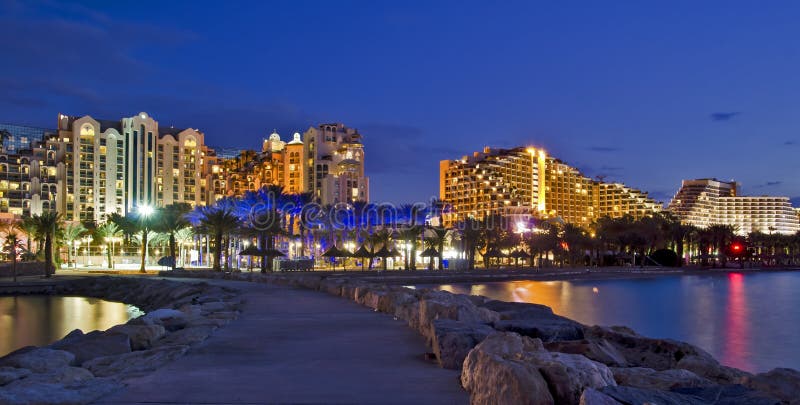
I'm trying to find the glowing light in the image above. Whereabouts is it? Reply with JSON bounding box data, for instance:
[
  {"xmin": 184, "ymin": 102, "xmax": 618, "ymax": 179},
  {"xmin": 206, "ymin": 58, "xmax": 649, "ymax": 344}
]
[{"xmin": 138, "ymin": 204, "xmax": 154, "ymax": 217}]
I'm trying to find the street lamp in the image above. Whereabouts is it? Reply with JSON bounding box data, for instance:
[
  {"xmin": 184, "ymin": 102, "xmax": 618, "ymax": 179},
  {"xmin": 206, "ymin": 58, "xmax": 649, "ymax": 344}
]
[{"xmin": 82, "ymin": 236, "xmax": 92, "ymax": 266}]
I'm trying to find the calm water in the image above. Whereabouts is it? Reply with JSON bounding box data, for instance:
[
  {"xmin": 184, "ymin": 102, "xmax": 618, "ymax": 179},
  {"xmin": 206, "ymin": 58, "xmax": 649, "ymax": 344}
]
[
  {"xmin": 431, "ymin": 271, "xmax": 800, "ymax": 373},
  {"xmin": 0, "ymin": 296, "xmax": 142, "ymax": 357}
]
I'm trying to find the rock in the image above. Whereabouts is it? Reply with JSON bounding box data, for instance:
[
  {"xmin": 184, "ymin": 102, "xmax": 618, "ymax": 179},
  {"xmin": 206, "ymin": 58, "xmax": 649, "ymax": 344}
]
[
  {"xmin": 431, "ymin": 319, "xmax": 495, "ymax": 369},
  {"xmin": 106, "ymin": 324, "xmax": 167, "ymax": 350},
  {"xmin": 461, "ymin": 332, "xmax": 615, "ymax": 405},
  {"xmin": 0, "ymin": 347, "xmax": 74, "ymax": 373},
  {"xmin": 597, "ymin": 385, "xmax": 704, "ymax": 404},
  {"xmin": 10, "ymin": 366, "xmax": 93, "ymax": 386},
  {"xmin": 50, "ymin": 330, "xmax": 132, "ymax": 365},
  {"xmin": 610, "ymin": 367, "xmax": 714, "ymax": 390},
  {"xmin": 586, "ymin": 325, "xmax": 748, "ymax": 384},
  {"xmin": 579, "ymin": 388, "xmax": 623, "ymax": 405},
  {"xmin": 137, "ymin": 308, "xmax": 188, "ymax": 331},
  {"xmin": 0, "ymin": 367, "xmax": 32, "ymax": 386},
  {"xmin": 744, "ymin": 368, "xmax": 800, "ymax": 404},
  {"xmin": 83, "ymin": 345, "xmax": 190, "ymax": 379},
  {"xmin": 155, "ymin": 325, "xmax": 216, "ymax": 347},
  {"xmin": 0, "ymin": 378, "xmax": 123, "ymax": 405},
  {"xmin": 545, "ymin": 339, "xmax": 628, "ymax": 367},
  {"xmin": 483, "ymin": 301, "xmax": 584, "ymax": 342},
  {"xmin": 526, "ymin": 347, "xmax": 617, "ymax": 404},
  {"xmin": 673, "ymin": 385, "xmax": 781, "ymax": 405},
  {"xmin": 461, "ymin": 332, "xmax": 554, "ymax": 405},
  {"xmin": 418, "ymin": 291, "xmax": 499, "ymax": 345}
]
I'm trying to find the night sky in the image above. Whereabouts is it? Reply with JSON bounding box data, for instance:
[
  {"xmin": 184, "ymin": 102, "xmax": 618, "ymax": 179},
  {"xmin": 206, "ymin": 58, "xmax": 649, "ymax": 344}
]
[{"xmin": 2, "ymin": 1, "xmax": 799, "ymax": 204}]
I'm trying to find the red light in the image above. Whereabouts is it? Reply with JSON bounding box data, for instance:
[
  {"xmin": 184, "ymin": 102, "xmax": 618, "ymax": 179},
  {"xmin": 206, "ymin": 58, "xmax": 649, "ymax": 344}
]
[{"xmin": 733, "ymin": 244, "xmax": 741, "ymax": 251}]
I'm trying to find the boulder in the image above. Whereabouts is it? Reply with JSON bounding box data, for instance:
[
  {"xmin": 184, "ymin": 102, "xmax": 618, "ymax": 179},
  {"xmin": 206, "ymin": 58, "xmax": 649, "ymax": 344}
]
[
  {"xmin": 483, "ymin": 301, "xmax": 584, "ymax": 342},
  {"xmin": 0, "ymin": 347, "xmax": 74, "ymax": 373},
  {"xmin": 673, "ymin": 385, "xmax": 781, "ymax": 405},
  {"xmin": 155, "ymin": 325, "xmax": 216, "ymax": 347},
  {"xmin": 106, "ymin": 324, "xmax": 167, "ymax": 350},
  {"xmin": 461, "ymin": 332, "xmax": 615, "ymax": 405},
  {"xmin": 545, "ymin": 339, "xmax": 628, "ymax": 367},
  {"xmin": 579, "ymin": 389, "xmax": 623, "ymax": 405},
  {"xmin": 83, "ymin": 345, "xmax": 190, "ymax": 379},
  {"xmin": 597, "ymin": 385, "xmax": 705, "ymax": 404},
  {"xmin": 0, "ymin": 378, "xmax": 123, "ymax": 405},
  {"xmin": 610, "ymin": 367, "xmax": 714, "ymax": 390},
  {"xmin": 743, "ymin": 368, "xmax": 800, "ymax": 404},
  {"xmin": 585, "ymin": 325, "xmax": 749, "ymax": 384},
  {"xmin": 50, "ymin": 330, "xmax": 132, "ymax": 365},
  {"xmin": 461, "ymin": 332, "xmax": 554, "ymax": 405},
  {"xmin": 431, "ymin": 319, "xmax": 495, "ymax": 369},
  {"xmin": 137, "ymin": 308, "xmax": 188, "ymax": 331},
  {"xmin": 9, "ymin": 366, "xmax": 93, "ymax": 386},
  {"xmin": 0, "ymin": 367, "xmax": 32, "ymax": 386},
  {"xmin": 418, "ymin": 291, "xmax": 499, "ymax": 344}
]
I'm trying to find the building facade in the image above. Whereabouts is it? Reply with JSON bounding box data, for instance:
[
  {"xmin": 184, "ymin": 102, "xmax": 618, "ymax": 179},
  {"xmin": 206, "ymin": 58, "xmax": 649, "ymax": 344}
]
[
  {"xmin": 0, "ymin": 123, "xmax": 55, "ymax": 154},
  {"xmin": 668, "ymin": 178, "xmax": 800, "ymax": 235},
  {"xmin": 303, "ymin": 123, "xmax": 368, "ymax": 205},
  {"xmin": 54, "ymin": 112, "xmax": 214, "ymax": 223},
  {"xmin": 439, "ymin": 146, "xmax": 661, "ymax": 228},
  {"xmin": 0, "ymin": 137, "xmax": 58, "ymax": 217}
]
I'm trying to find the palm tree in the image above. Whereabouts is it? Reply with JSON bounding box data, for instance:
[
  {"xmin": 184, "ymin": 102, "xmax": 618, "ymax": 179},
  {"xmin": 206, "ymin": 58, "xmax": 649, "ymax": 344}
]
[
  {"xmin": 31, "ymin": 212, "xmax": 62, "ymax": 277},
  {"xmin": 426, "ymin": 227, "xmax": 448, "ymax": 270},
  {"xmin": 96, "ymin": 222, "xmax": 122, "ymax": 269},
  {"xmin": 397, "ymin": 226, "xmax": 422, "ymax": 270},
  {"xmin": 62, "ymin": 222, "xmax": 87, "ymax": 268},
  {"xmin": 4, "ymin": 231, "xmax": 22, "ymax": 282},
  {"xmin": 20, "ymin": 216, "xmax": 37, "ymax": 254},
  {"xmin": 193, "ymin": 204, "xmax": 241, "ymax": 271},
  {"xmin": 152, "ymin": 203, "xmax": 191, "ymax": 270},
  {"xmin": 457, "ymin": 218, "xmax": 485, "ymax": 270}
]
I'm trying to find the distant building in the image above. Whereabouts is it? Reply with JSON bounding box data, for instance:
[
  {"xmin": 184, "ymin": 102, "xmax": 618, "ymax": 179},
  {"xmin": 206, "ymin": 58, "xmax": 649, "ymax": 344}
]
[
  {"xmin": 303, "ymin": 123, "xmax": 368, "ymax": 205},
  {"xmin": 0, "ymin": 135, "xmax": 58, "ymax": 217},
  {"xmin": 0, "ymin": 123, "xmax": 55, "ymax": 153},
  {"xmin": 667, "ymin": 178, "xmax": 800, "ymax": 235},
  {"xmin": 439, "ymin": 146, "xmax": 661, "ymax": 227}
]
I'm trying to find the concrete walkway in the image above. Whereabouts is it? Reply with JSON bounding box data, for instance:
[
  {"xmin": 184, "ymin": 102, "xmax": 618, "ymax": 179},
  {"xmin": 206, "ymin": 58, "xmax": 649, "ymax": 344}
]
[{"xmin": 97, "ymin": 279, "xmax": 468, "ymax": 404}]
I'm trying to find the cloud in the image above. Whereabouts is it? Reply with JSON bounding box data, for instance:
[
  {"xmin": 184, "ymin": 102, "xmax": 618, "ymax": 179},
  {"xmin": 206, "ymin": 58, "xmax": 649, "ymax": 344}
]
[
  {"xmin": 710, "ymin": 112, "xmax": 740, "ymax": 121},
  {"xmin": 360, "ymin": 123, "xmax": 462, "ymax": 174},
  {"xmin": 785, "ymin": 140, "xmax": 796, "ymax": 146},
  {"xmin": 587, "ymin": 146, "xmax": 621, "ymax": 152},
  {"xmin": 754, "ymin": 181, "xmax": 782, "ymax": 188}
]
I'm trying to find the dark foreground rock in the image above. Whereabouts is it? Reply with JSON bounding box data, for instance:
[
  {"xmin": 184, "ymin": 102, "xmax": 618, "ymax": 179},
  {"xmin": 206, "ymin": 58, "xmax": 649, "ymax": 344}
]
[
  {"xmin": 743, "ymin": 368, "xmax": 800, "ymax": 405},
  {"xmin": 481, "ymin": 300, "xmax": 585, "ymax": 342}
]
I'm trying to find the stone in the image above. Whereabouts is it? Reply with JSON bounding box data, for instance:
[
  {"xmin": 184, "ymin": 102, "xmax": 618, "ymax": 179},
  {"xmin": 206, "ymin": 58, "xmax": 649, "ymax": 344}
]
[
  {"xmin": 0, "ymin": 367, "xmax": 32, "ymax": 386},
  {"xmin": 461, "ymin": 332, "xmax": 554, "ymax": 405},
  {"xmin": 83, "ymin": 345, "xmax": 190, "ymax": 379},
  {"xmin": 610, "ymin": 367, "xmax": 714, "ymax": 390},
  {"xmin": 0, "ymin": 378, "xmax": 123, "ymax": 405},
  {"xmin": 579, "ymin": 388, "xmax": 623, "ymax": 405},
  {"xmin": 0, "ymin": 347, "xmax": 74, "ymax": 373},
  {"xmin": 598, "ymin": 385, "xmax": 704, "ymax": 405},
  {"xmin": 50, "ymin": 330, "xmax": 132, "ymax": 365},
  {"xmin": 155, "ymin": 325, "xmax": 216, "ymax": 347},
  {"xmin": 743, "ymin": 368, "xmax": 800, "ymax": 404},
  {"xmin": 9, "ymin": 366, "xmax": 93, "ymax": 386},
  {"xmin": 676, "ymin": 354, "xmax": 751, "ymax": 385},
  {"xmin": 673, "ymin": 385, "xmax": 781, "ymax": 405},
  {"xmin": 431, "ymin": 319, "xmax": 494, "ymax": 369},
  {"xmin": 106, "ymin": 324, "xmax": 167, "ymax": 350},
  {"xmin": 545, "ymin": 339, "xmax": 628, "ymax": 367},
  {"xmin": 418, "ymin": 291, "xmax": 499, "ymax": 345},
  {"xmin": 138, "ymin": 308, "xmax": 188, "ymax": 331},
  {"xmin": 484, "ymin": 300, "xmax": 584, "ymax": 342},
  {"xmin": 461, "ymin": 332, "xmax": 616, "ymax": 405}
]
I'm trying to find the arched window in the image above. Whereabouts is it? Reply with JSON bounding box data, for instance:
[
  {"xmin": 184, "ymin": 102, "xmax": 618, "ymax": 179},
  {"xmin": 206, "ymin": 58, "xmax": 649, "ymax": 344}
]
[{"xmin": 80, "ymin": 124, "xmax": 95, "ymax": 136}]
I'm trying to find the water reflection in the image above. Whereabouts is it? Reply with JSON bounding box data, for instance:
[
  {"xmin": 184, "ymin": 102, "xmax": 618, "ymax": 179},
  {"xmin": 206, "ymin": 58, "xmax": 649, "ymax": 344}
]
[
  {"xmin": 430, "ymin": 271, "xmax": 800, "ymax": 372},
  {"xmin": 0, "ymin": 296, "xmax": 142, "ymax": 357}
]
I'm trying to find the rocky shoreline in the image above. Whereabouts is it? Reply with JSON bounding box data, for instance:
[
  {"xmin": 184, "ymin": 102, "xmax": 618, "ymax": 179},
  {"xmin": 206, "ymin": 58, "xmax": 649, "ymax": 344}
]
[
  {"xmin": 0, "ymin": 277, "xmax": 243, "ymax": 404},
  {"xmin": 166, "ymin": 270, "xmax": 800, "ymax": 405}
]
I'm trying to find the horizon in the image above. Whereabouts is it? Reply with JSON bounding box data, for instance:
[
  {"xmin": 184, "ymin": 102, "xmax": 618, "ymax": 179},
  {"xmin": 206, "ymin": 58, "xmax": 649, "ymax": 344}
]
[{"xmin": 3, "ymin": 1, "xmax": 800, "ymax": 205}]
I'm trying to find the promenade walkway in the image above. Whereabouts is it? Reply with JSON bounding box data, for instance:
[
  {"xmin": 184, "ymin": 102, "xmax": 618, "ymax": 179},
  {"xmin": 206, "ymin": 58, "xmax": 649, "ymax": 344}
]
[{"xmin": 97, "ymin": 279, "xmax": 468, "ymax": 404}]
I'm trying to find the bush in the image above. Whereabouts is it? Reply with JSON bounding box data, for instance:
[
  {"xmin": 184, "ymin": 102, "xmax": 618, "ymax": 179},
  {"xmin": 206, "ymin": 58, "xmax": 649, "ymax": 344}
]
[{"xmin": 649, "ymin": 249, "xmax": 678, "ymax": 267}]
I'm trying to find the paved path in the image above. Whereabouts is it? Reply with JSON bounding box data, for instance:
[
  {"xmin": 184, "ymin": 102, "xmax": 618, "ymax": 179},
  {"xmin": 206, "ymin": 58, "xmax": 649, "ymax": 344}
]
[{"xmin": 97, "ymin": 279, "xmax": 468, "ymax": 404}]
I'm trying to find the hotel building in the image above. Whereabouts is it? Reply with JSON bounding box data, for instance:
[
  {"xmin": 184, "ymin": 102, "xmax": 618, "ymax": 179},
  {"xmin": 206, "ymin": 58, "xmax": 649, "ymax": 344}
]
[
  {"xmin": 668, "ymin": 178, "xmax": 800, "ymax": 235},
  {"xmin": 0, "ymin": 128, "xmax": 58, "ymax": 218},
  {"xmin": 439, "ymin": 146, "xmax": 661, "ymax": 228},
  {"xmin": 54, "ymin": 112, "xmax": 214, "ymax": 222}
]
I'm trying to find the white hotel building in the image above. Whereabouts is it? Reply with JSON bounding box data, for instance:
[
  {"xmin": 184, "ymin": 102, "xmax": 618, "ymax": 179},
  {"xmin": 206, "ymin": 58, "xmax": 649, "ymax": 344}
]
[{"xmin": 668, "ymin": 178, "xmax": 800, "ymax": 235}]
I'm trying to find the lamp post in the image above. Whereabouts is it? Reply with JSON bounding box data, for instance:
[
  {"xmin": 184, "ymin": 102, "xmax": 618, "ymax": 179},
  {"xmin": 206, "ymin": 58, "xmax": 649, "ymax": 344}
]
[
  {"xmin": 72, "ymin": 240, "xmax": 80, "ymax": 268},
  {"xmin": 82, "ymin": 236, "xmax": 92, "ymax": 266}
]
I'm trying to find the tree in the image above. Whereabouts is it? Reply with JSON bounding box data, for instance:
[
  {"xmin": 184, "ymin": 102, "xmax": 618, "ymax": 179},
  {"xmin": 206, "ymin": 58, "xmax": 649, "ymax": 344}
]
[
  {"xmin": 4, "ymin": 231, "xmax": 22, "ymax": 282},
  {"xmin": 193, "ymin": 204, "xmax": 241, "ymax": 271},
  {"xmin": 20, "ymin": 216, "xmax": 37, "ymax": 254},
  {"xmin": 31, "ymin": 212, "xmax": 62, "ymax": 277},
  {"xmin": 153, "ymin": 203, "xmax": 191, "ymax": 270},
  {"xmin": 457, "ymin": 218, "xmax": 485, "ymax": 270},
  {"xmin": 62, "ymin": 222, "xmax": 87, "ymax": 268},
  {"xmin": 427, "ymin": 227, "xmax": 448, "ymax": 270},
  {"xmin": 95, "ymin": 222, "xmax": 122, "ymax": 269}
]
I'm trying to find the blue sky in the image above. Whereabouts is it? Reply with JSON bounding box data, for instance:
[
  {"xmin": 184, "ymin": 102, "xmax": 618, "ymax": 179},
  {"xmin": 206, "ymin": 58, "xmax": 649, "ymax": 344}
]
[{"xmin": 2, "ymin": 1, "xmax": 800, "ymax": 204}]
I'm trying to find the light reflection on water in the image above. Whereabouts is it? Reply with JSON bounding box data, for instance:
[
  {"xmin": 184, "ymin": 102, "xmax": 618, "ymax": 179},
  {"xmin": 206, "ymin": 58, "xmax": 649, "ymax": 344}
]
[
  {"xmin": 433, "ymin": 271, "xmax": 800, "ymax": 373},
  {"xmin": 0, "ymin": 296, "xmax": 142, "ymax": 357}
]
